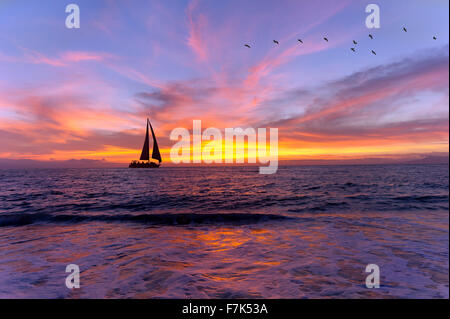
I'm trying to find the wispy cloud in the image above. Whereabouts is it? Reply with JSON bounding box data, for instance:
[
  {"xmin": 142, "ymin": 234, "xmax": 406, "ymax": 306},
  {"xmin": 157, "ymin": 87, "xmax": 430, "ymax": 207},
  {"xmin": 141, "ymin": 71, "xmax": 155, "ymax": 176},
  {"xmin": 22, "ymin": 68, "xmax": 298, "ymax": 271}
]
[
  {"xmin": 186, "ymin": 0, "xmax": 209, "ymax": 61},
  {"xmin": 0, "ymin": 47, "xmax": 113, "ymax": 67}
]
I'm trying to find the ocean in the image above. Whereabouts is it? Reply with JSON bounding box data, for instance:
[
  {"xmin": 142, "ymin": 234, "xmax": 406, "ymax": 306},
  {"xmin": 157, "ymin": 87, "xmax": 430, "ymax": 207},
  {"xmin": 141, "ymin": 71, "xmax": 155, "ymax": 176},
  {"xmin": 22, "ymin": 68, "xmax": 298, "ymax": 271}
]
[{"xmin": 0, "ymin": 164, "xmax": 448, "ymax": 298}]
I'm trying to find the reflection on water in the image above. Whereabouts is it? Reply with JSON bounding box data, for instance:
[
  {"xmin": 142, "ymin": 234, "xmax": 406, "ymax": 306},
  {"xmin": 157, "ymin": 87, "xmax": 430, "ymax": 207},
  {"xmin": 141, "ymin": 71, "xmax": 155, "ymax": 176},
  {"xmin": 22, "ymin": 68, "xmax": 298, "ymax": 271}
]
[
  {"xmin": 0, "ymin": 165, "xmax": 448, "ymax": 298},
  {"xmin": 0, "ymin": 211, "xmax": 448, "ymax": 298}
]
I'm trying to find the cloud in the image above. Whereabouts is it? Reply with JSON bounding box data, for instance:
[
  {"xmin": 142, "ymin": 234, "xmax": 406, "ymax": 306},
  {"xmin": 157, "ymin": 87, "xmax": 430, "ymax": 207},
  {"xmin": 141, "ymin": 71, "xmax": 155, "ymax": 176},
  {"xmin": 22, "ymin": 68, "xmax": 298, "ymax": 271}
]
[
  {"xmin": 0, "ymin": 47, "xmax": 113, "ymax": 67},
  {"xmin": 1, "ymin": 46, "xmax": 447, "ymax": 163},
  {"xmin": 186, "ymin": 0, "xmax": 209, "ymax": 61},
  {"xmin": 249, "ymin": 47, "xmax": 449, "ymax": 157},
  {"xmin": 266, "ymin": 46, "xmax": 449, "ymax": 128}
]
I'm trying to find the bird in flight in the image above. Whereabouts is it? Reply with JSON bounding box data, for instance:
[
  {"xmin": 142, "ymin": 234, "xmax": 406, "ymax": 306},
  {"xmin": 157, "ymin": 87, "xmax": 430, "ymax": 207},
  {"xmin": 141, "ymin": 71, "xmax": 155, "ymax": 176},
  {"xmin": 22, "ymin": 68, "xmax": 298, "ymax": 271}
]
[
  {"xmin": 351, "ymin": 48, "xmax": 356, "ymax": 52},
  {"xmin": 244, "ymin": 44, "xmax": 251, "ymax": 48},
  {"xmin": 369, "ymin": 34, "xmax": 374, "ymax": 39},
  {"xmin": 353, "ymin": 40, "xmax": 358, "ymax": 45},
  {"xmin": 323, "ymin": 37, "xmax": 329, "ymax": 42},
  {"xmin": 433, "ymin": 36, "xmax": 437, "ymax": 40},
  {"xmin": 273, "ymin": 40, "xmax": 279, "ymax": 45},
  {"xmin": 403, "ymin": 27, "xmax": 407, "ymax": 32},
  {"xmin": 297, "ymin": 39, "xmax": 303, "ymax": 44},
  {"xmin": 371, "ymin": 50, "xmax": 377, "ymax": 55}
]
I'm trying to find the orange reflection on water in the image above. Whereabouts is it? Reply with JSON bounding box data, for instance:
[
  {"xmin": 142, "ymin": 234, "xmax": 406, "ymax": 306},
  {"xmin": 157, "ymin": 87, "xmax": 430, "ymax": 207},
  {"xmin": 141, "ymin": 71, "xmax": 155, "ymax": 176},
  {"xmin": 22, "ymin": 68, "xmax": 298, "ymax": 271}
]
[{"xmin": 193, "ymin": 229, "xmax": 248, "ymax": 253}]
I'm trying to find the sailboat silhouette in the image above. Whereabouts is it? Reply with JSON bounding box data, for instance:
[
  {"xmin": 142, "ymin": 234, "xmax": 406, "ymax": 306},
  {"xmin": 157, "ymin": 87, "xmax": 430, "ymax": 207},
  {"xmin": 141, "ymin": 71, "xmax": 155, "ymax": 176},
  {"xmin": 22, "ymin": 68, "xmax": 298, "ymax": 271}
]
[{"xmin": 129, "ymin": 118, "xmax": 162, "ymax": 168}]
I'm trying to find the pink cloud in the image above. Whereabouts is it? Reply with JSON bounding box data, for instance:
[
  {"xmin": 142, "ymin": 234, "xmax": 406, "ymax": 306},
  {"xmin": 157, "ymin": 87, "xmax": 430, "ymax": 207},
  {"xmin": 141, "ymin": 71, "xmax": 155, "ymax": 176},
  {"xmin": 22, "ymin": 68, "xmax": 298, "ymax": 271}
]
[
  {"xmin": 0, "ymin": 47, "xmax": 113, "ymax": 67},
  {"xmin": 186, "ymin": 0, "xmax": 209, "ymax": 61},
  {"xmin": 61, "ymin": 51, "xmax": 112, "ymax": 63}
]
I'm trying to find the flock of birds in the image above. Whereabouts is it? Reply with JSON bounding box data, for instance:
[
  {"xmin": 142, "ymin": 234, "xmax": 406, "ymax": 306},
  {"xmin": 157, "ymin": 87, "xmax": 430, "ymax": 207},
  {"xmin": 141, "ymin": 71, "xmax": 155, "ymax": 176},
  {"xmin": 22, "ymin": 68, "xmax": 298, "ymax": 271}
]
[{"xmin": 244, "ymin": 27, "xmax": 438, "ymax": 56}]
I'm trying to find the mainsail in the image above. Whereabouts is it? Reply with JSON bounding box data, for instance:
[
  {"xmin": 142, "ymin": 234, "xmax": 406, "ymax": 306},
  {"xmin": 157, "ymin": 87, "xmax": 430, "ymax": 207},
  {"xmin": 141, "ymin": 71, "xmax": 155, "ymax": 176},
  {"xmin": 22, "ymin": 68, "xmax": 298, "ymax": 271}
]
[
  {"xmin": 139, "ymin": 118, "xmax": 161, "ymax": 163},
  {"xmin": 139, "ymin": 120, "xmax": 150, "ymax": 161}
]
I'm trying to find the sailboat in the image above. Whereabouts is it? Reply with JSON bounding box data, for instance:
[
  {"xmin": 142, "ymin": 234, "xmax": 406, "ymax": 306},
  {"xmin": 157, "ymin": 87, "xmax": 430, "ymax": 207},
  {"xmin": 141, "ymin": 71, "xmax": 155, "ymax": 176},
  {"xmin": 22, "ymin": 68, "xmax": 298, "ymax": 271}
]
[{"xmin": 129, "ymin": 118, "xmax": 162, "ymax": 168}]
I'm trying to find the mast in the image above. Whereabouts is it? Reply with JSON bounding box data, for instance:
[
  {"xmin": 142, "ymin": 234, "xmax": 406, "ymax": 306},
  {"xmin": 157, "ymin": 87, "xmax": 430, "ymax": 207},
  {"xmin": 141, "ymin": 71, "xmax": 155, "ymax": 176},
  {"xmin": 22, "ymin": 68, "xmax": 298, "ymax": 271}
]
[
  {"xmin": 139, "ymin": 119, "xmax": 150, "ymax": 161},
  {"xmin": 149, "ymin": 119, "xmax": 162, "ymax": 163}
]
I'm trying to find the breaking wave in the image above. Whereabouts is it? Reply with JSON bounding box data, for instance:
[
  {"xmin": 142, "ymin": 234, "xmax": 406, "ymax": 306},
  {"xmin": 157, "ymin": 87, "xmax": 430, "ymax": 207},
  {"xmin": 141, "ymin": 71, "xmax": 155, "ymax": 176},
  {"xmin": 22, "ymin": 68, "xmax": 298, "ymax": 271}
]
[{"xmin": 0, "ymin": 212, "xmax": 292, "ymax": 227}]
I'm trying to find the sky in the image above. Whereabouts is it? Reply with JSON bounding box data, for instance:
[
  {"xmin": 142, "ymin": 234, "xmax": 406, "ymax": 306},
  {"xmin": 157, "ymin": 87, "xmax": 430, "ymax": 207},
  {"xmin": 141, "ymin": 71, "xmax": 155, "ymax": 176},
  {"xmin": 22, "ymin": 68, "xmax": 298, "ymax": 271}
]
[{"xmin": 0, "ymin": 0, "xmax": 448, "ymax": 165}]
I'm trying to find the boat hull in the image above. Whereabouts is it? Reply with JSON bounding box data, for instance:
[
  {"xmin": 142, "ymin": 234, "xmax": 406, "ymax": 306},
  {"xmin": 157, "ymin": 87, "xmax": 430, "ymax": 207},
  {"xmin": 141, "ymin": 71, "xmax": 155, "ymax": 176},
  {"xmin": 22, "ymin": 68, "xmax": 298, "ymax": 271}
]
[{"xmin": 129, "ymin": 162, "xmax": 160, "ymax": 168}]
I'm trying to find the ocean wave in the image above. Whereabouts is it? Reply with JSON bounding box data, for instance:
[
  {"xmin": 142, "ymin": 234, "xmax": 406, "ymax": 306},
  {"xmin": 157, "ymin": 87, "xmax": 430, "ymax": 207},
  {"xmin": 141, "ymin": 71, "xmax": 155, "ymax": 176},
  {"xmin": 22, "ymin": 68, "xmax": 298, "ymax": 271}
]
[
  {"xmin": 0, "ymin": 212, "xmax": 292, "ymax": 227},
  {"xmin": 391, "ymin": 195, "xmax": 448, "ymax": 203}
]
